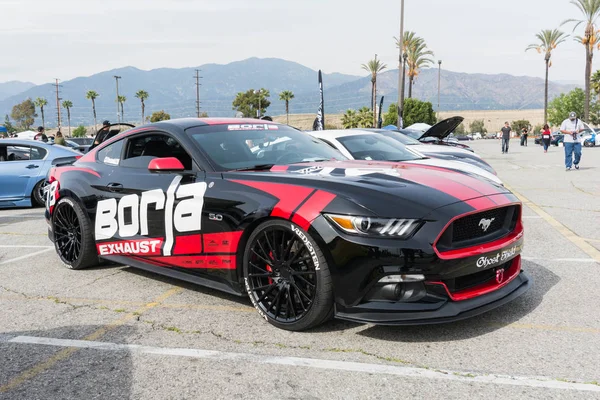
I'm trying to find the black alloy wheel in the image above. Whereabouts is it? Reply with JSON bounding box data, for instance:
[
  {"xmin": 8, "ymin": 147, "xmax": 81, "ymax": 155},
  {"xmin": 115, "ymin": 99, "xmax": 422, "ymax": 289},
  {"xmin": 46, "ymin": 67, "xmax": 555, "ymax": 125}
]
[
  {"xmin": 53, "ymin": 202, "xmax": 82, "ymax": 264},
  {"xmin": 244, "ymin": 220, "xmax": 333, "ymax": 331}
]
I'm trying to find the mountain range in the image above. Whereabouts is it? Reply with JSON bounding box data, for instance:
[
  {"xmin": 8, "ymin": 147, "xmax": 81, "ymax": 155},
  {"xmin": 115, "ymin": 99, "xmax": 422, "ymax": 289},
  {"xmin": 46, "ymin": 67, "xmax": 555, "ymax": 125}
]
[{"xmin": 0, "ymin": 58, "xmax": 577, "ymax": 127}]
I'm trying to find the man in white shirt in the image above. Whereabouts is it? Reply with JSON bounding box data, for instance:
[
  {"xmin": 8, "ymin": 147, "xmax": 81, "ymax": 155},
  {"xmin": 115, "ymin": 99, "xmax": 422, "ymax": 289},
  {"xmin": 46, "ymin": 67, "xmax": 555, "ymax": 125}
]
[{"xmin": 560, "ymin": 112, "xmax": 584, "ymax": 171}]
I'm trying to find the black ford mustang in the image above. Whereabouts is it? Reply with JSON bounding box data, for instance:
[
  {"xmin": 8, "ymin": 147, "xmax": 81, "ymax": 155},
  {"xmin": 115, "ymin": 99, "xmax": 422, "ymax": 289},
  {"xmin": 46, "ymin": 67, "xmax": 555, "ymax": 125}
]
[{"xmin": 45, "ymin": 118, "xmax": 530, "ymax": 331}]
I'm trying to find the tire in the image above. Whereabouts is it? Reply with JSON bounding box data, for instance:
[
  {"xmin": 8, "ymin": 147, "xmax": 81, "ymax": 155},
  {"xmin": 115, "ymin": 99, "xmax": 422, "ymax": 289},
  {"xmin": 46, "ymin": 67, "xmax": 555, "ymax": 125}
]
[
  {"xmin": 32, "ymin": 179, "xmax": 47, "ymax": 207},
  {"xmin": 243, "ymin": 219, "xmax": 334, "ymax": 331},
  {"xmin": 52, "ymin": 197, "xmax": 99, "ymax": 270},
  {"xmin": 584, "ymin": 141, "xmax": 591, "ymax": 147}
]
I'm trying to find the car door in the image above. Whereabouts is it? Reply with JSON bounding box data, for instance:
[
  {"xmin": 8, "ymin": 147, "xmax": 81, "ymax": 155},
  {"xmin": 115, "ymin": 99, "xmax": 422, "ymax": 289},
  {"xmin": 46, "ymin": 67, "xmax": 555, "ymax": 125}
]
[
  {"xmin": 0, "ymin": 144, "xmax": 46, "ymax": 200},
  {"xmin": 93, "ymin": 131, "xmax": 211, "ymax": 266}
]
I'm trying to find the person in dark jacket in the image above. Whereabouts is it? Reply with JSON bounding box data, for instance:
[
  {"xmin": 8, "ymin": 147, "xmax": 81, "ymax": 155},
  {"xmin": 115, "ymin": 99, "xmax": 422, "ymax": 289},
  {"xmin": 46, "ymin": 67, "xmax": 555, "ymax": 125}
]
[
  {"xmin": 500, "ymin": 122, "xmax": 511, "ymax": 154},
  {"xmin": 521, "ymin": 127, "xmax": 528, "ymax": 146}
]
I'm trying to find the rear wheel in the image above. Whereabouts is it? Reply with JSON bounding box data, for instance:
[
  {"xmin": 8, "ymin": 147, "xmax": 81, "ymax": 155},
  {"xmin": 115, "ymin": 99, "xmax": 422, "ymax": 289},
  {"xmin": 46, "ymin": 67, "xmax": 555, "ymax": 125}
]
[
  {"xmin": 243, "ymin": 220, "xmax": 333, "ymax": 331},
  {"xmin": 32, "ymin": 180, "xmax": 47, "ymax": 207},
  {"xmin": 53, "ymin": 198, "xmax": 98, "ymax": 270}
]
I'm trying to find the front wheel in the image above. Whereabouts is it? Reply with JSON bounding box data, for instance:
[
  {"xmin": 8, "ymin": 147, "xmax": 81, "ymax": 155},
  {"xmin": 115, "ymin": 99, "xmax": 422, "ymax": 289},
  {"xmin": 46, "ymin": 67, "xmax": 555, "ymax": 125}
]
[
  {"xmin": 53, "ymin": 197, "xmax": 99, "ymax": 270},
  {"xmin": 584, "ymin": 141, "xmax": 592, "ymax": 147},
  {"xmin": 243, "ymin": 220, "xmax": 334, "ymax": 331}
]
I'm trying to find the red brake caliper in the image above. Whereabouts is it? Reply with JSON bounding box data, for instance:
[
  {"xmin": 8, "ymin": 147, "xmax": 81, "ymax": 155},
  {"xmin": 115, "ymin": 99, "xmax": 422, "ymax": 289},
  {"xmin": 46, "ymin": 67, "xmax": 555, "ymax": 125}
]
[{"xmin": 267, "ymin": 251, "xmax": 274, "ymax": 284}]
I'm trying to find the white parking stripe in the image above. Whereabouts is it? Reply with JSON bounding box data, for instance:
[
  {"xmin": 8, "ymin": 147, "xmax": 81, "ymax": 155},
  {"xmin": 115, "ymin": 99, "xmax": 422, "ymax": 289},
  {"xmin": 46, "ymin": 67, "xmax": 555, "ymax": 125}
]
[
  {"xmin": 522, "ymin": 257, "xmax": 598, "ymax": 263},
  {"xmin": 0, "ymin": 248, "xmax": 54, "ymax": 265},
  {"xmin": 0, "ymin": 245, "xmax": 53, "ymax": 249},
  {"xmin": 3, "ymin": 335, "xmax": 599, "ymax": 392},
  {"xmin": 522, "ymin": 216, "xmax": 543, "ymax": 219}
]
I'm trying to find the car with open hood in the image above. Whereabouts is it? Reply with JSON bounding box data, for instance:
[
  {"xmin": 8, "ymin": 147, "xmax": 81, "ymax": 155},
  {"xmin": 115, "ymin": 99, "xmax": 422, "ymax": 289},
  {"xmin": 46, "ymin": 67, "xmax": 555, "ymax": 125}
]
[
  {"xmin": 45, "ymin": 118, "xmax": 529, "ymax": 331},
  {"xmin": 401, "ymin": 117, "xmax": 474, "ymax": 152}
]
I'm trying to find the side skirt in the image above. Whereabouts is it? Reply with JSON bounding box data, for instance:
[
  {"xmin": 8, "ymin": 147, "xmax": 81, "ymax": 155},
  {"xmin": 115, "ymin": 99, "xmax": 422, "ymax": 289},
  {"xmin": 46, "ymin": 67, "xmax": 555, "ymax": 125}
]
[{"xmin": 103, "ymin": 255, "xmax": 245, "ymax": 297}]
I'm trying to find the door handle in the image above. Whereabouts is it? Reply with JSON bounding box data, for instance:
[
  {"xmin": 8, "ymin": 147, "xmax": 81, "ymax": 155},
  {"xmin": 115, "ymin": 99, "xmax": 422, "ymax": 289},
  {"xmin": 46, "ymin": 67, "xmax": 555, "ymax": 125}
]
[
  {"xmin": 26, "ymin": 164, "xmax": 39, "ymax": 169},
  {"xmin": 106, "ymin": 182, "xmax": 123, "ymax": 192}
]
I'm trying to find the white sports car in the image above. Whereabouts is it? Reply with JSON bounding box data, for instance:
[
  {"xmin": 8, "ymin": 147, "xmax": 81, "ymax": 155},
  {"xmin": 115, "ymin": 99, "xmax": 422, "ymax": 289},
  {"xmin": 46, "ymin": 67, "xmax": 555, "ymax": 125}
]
[{"xmin": 308, "ymin": 129, "xmax": 503, "ymax": 186}]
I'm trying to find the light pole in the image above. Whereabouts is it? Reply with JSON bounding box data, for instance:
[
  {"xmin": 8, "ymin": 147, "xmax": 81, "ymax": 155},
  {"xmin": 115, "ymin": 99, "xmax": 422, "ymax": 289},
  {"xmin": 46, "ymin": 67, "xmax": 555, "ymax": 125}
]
[
  {"xmin": 114, "ymin": 75, "xmax": 122, "ymax": 124},
  {"xmin": 437, "ymin": 60, "xmax": 442, "ymax": 119},
  {"xmin": 254, "ymin": 89, "xmax": 263, "ymax": 118},
  {"xmin": 397, "ymin": 0, "xmax": 405, "ymax": 127},
  {"xmin": 400, "ymin": 52, "xmax": 408, "ymax": 126}
]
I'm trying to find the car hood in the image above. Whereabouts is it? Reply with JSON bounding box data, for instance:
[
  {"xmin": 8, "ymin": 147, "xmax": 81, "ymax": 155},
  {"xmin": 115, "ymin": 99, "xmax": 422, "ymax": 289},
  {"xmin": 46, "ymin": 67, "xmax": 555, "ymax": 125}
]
[
  {"xmin": 226, "ymin": 160, "xmax": 510, "ymax": 219},
  {"xmin": 419, "ymin": 116, "xmax": 464, "ymax": 140}
]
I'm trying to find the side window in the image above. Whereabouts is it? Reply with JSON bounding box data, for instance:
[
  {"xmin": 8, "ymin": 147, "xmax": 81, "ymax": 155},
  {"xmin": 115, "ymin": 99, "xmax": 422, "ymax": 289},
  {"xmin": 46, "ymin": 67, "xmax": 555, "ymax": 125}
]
[
  {"xmin": 97, "ymin": 139, "xmax": 124, "ymax": 166},
  {"xmin": 122, "ymin": 133, "xmax": 193, "ymax": 170},
  {"xmin": 6, "ymin": 146, "xmax": 31, "ymax": 161},
  {"xmin": 30, "ymin": 146, "xmax": 48, "ymax": 161},
  {"xmin": 318, "ymin": 138, "xmax": 338, "ymax": 150}
]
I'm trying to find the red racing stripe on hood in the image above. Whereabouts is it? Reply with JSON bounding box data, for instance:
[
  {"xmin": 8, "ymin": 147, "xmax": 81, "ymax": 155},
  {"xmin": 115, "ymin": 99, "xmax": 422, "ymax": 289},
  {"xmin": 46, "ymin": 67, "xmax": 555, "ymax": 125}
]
[{"xmin": 291, "ymin": 190, "xmax": 337, "ymax": 230}]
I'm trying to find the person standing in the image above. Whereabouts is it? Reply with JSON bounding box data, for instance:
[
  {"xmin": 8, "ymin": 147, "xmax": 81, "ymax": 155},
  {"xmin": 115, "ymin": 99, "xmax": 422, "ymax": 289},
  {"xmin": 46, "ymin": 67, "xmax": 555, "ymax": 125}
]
[
  {"xmin": 541, "ymin": 124, "xmax": 552, "ymax": 153},
  {"xmin": 560, "ymin": 112, "xmax": 584, "ymax": 170},
  {"xmin": 501, "ymin": 122, "xmax": 511, "ymax": 154},
  {"xmin": 521, "ymin": 127, "xmax": 528, "ymax": 146}
]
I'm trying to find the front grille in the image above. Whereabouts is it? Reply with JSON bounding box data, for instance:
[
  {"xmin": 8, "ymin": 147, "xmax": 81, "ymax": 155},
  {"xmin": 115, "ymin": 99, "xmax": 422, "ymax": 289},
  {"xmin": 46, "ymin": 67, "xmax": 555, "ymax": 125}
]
[
  {"xmin": 443, "ymin": 262, "xmax": 509, "ymax": 292},
  {"xmin": 436, "ymin": 205, "xmax": 519, "ymax": 251},
  {"xmin": 452, "ymin": 208, "xmax": 507, "ymax": 243}
]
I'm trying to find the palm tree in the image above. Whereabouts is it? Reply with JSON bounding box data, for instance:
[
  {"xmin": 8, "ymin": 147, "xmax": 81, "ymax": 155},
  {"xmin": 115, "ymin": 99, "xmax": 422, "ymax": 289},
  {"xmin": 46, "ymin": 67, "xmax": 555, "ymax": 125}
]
[
  {"xmin": 341, "ymin": 109, "xmax": 358, "ymax": 129},
  {"xmin": 406, "ymin": 40, "xmax": 434, "ymax": 98},
  {"xmin": 278, "ymin": 90, "xmax": 295, "ymax": 124},
  {"xmin": 61, "ymin": 100, "xmax": 73, "ymax": 136},
  {"xmin": 526, "ymin": 29, "xmax": 568, "ymax": 124},
  {"xmin": 361, "ymin": 55, "xmax": 387, "ymax": 127},
  {"xmin": 563, "ymin": 0, "xmax": 600, "ymax": 120},
  {"xmin": 395, "ymin": 31, "xmax": 423, "ymax": 99},
  {"xmin": 34, "ymin": 97, "xmax": 48, "ymax": 130},
  {"xmin": 591, "ymin": 69, "xmax": 600, "ymax": 99},
  {"xmin": 135, "ymin": 90, "xmax": 149, "ymax": 124},
  {"xmin": 86, "ymin": 90, "xmax": 99, "ymax": 134},
  {"xmin": 117, "ymin": 95, "xmax": 126, "ymax": 122}
]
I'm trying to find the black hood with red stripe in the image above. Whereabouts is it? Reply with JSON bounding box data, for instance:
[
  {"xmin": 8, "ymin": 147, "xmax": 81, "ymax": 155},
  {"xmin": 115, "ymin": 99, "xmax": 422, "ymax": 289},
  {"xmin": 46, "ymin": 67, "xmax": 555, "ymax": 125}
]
[{"xmin": 226, "ymin": 160, "xmax": 509, "ymax": 220}]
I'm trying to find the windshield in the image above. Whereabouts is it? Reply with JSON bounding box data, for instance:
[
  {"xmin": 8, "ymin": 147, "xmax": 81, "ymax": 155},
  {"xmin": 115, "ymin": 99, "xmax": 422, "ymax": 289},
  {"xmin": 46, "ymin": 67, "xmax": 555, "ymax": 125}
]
[
  {"xmin": 380, "ymin": 131, "xmax": 421, "ymax": 145},
  {"xmin": 399, "ymin": 129, "xmax": 423, "ymax": 141},
  {"xmin": 337, "ymin": 134, "xmax": 424, "ymax": 162},
  {"xmin": 188, "ymin": 124, "xmax": 346, "ymax": 171}
]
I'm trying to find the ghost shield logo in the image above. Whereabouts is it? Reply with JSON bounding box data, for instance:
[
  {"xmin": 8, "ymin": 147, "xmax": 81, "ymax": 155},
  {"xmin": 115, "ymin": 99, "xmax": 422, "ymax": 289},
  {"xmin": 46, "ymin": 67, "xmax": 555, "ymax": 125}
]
[
  {"xmin": 95, "ymin": 176, "xmax": 207, "ymax": 256},
  {"xmin": 478, "ymin": 218, "xmax": 495, "ymax": 232}
]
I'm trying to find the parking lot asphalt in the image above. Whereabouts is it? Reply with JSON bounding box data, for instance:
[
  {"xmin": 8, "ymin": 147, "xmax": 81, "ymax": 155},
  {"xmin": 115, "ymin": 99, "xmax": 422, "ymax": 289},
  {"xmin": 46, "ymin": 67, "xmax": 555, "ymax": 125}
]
[{"xmin": 0, "ymin": 139, "xmax": 599, "ymax": 399}]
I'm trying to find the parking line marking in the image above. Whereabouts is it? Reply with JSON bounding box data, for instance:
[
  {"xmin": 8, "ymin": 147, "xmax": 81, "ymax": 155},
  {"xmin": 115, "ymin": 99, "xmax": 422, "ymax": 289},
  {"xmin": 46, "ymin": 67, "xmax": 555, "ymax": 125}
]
[
  {"xmin": 0, "ymin": 245, "xmax": 53, "ymax": 249},
  {"xmin": 1, "ymin": 336, "xmax": 598, "ymax": 393},
  {"xmin": 522, "ymin": 216, "xmax": 543, "ymax": 219},
  {"xmin": 505, "ymin": 184, "xmax": 600, "ymax": 264},
  {"xmin": 0, "ymin": 286, "xmax": 182, "ymax": 394},
  {"xmin": 522, "ymin": 257, "xmax": 599, "ymax": 263},
  {"xmin": 0, "ymin": 248, "xmax": 54, "ymax": 265}
]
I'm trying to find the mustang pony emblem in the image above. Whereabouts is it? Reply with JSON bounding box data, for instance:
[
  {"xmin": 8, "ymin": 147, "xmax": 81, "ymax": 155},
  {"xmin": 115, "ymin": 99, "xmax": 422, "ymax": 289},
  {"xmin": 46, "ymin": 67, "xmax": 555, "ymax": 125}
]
[
  {"xmin": 478, "ymin": 218, "xmax": 495, "ymax": 232},
  {"xmin": 496, "ymin": 269, "xmax": 505, "ymax": 284}
]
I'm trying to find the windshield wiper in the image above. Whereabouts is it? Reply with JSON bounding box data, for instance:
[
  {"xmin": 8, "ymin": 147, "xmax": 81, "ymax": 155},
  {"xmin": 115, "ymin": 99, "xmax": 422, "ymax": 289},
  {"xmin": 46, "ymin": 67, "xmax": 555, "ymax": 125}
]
[{"xmin": 231, "ymin": 164, "xmax": 275, "ymax": 171}]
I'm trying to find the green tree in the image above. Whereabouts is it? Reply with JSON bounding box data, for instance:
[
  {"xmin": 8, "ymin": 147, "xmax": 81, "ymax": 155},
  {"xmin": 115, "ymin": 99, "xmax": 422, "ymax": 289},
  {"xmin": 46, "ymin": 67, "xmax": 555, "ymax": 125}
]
[
  {"xmin": 361, "ymin": 56, "xmax": 387, "ymax": 127},
  {"xmin": 11, "ymin": 99, "xmax": 37, "ymax": 130},
  {"xmin": 469, "ymin": 119, "xmax": 487, "ymax": 134},
  {"xmin": 383, "ymin": 103, "xmax": 399, "ymax": 127},
  {"xmin": 402, "ymin": 98, "xmax": 436, "ymax": 127},
  {"xmin": 341, "ymin": 109, "xmax": 359, "ymax": 129},
  {"xmin": 117, "ymin": 95, "xmax": 126, "ymax": 122},
  {"xmin": 61, "ymin": 100, "xmax": 73, "ymax": 136},
  {"xmin": 592, "ymin": 69, "xmax": 600, "ymax": 98},
  {"xmin": 548, "ymin": 88, "xmax": 586, "ymax": 126},
  {"xmin": 199, "ymin": 111, "xmax": 209, "ymax": 118},
  {"xmin": 526, "ymin": 29, "xmax": 568, "ymax": 124},
  {"xmin": 72, "ymin": 125, "xmax": 87, "ymax": 138},
  {"xmin": 232, "ymin": 89, "xmax": 271, "ymax": 118},
  {"xmin": 86, "ymin": 90, "xmax": 99, "ymax": 133},
  {"xmin": 135, "ymin": 90, "xmax": 149, "ymax": 124},
  {"xmin": 278, "ymin": 90, "xmax": 295, "ymax": 124},
  {"xmin": 406, "ymin": 37, "xmax": 434, "ymax": 98},
  {"xmin": 149, "ymin": 110, "xmax": 171, "ymax": 123},
  {"xmin": 511, "ymin": 120, "xmax": 531, "ymax": 136},
  {"xmin": 563, "ymin": 0, "xmax": 600, "ymax": 121},
  {"xmin": 357, "ymin": 107, "xmax": 374, "ymax": 128},
  {"xmin": 3, "ymin": 114, "xmax": 17, "ymax": 134},
  {"xmin": 454, "ymin": 123, "xmax": 466, "ymax": 135},
  {"xmin": 34, "ymin": 97, "xmax": 48, "ymax": 130}
]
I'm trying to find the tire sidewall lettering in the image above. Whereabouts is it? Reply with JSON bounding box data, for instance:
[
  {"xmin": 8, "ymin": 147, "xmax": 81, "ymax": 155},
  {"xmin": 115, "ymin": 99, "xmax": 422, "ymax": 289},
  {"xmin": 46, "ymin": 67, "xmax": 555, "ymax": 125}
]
[{"xmin": 290, "ymin": 224, "xmax": 320, "ymax": 271}]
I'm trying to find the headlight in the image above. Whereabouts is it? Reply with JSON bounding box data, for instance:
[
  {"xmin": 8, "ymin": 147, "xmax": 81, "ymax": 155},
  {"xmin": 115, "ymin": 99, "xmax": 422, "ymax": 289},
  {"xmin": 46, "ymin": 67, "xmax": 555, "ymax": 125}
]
[{"xmin": 324, "ymin": 214, "xmax": 421, "ymax": 238}]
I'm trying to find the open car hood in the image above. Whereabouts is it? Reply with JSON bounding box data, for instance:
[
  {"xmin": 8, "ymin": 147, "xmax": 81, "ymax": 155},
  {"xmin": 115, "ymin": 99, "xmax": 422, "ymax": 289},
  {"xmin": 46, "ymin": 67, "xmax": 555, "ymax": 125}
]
[{"xmin": 419, "ymin": 116, "xmax": 464, "ymax": 140}]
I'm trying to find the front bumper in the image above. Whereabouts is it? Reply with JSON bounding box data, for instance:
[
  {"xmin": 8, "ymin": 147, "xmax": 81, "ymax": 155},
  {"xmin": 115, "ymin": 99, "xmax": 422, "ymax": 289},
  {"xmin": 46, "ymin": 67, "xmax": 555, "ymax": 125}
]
[{"xmin": 335, "ymin": 263, "xmax": 530, "ymax": 325}]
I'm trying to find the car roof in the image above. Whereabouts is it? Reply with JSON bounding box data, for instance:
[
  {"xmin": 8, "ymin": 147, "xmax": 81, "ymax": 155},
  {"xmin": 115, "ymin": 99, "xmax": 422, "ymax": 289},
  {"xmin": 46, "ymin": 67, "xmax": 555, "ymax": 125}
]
[
  {"xmin": 0, "ymin": 139, "xmax": 54, "ymax": 147},
  {"xmin": 309, "ymin": 129, "xmax": 375, "ymax": 139},
  {"xmin": 155, "ymin": 117, "xmax": 281, "ymax": 130}
]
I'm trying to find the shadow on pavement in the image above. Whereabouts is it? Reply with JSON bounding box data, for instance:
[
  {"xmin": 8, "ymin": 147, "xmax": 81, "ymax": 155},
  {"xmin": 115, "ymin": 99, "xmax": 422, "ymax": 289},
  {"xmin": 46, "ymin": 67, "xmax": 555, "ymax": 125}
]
[
  {"xmin": 356, "ymin": 261, "xmax": 559, "ymax": 342},
  {"xmin": 0, "ymin": 325, "xmax": 135, "ymax": 400}
]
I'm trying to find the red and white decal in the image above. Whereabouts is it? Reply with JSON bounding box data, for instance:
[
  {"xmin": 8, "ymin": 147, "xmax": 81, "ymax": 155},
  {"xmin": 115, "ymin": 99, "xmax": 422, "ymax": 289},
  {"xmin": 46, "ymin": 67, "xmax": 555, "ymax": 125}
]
[
  {"xmin": 95, "ymin": 176, "xmax": 207, "ymax": 257},
  {"xmin": 97, "ymin": 238, "xmax": 163, "ymax": 256},
  {"xmin": 227, "ymin": 124, "xmax": 279, "ymax": 131}
]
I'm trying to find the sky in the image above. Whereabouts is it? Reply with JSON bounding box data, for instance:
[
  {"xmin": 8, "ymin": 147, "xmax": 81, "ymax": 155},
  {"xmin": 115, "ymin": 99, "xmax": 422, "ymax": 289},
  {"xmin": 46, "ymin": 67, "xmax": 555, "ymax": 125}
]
[{"xmin": 1, "ymin": 0, "xmax": 598, "ymax": 85}]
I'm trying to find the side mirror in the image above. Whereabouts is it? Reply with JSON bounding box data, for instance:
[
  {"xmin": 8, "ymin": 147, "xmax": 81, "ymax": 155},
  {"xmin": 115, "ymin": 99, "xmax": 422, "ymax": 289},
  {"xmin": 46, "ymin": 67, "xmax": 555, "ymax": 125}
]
[{"xmin": 148, "ymin": 157, "xmax": 185, "ymax": 172}]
